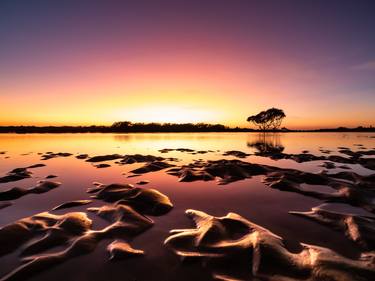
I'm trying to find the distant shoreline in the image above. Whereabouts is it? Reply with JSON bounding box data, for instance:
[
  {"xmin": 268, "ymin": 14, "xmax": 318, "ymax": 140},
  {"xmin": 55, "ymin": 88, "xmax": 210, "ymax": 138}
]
[{"xmin": 0, "ymin": 125, "xmax": 374, "ymax": 134}]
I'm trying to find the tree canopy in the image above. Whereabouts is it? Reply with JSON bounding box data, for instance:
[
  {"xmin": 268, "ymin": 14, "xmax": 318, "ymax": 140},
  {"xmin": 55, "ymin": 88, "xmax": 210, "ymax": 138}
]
[{"xmin": 247, "ymin": 108, "xmax": 286, "ymax": 131}]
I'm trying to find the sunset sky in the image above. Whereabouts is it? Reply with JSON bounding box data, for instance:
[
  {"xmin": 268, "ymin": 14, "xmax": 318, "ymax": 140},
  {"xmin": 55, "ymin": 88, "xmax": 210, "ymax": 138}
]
[{"xmin": 1, "ymin": 0, "xmax": 374, "ymax": 129}]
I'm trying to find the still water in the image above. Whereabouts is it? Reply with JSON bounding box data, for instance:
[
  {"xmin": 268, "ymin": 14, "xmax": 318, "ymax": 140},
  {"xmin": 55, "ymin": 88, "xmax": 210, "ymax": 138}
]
[{"xmin": 0, "ymin": 132, "xmax": 374, "ymax": 281}]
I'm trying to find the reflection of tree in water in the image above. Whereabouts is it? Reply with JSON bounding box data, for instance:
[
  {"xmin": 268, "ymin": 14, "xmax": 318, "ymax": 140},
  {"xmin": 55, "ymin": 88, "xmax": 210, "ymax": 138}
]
[{"xmin": 247, "ymin": 133, "xmax": 285, "ymax": 155}]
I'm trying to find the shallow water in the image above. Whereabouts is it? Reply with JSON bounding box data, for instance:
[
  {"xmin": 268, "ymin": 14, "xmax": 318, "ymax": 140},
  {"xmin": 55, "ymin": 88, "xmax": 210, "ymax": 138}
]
[{"xmin": 0, "ymin": 132, "xmax": 374, "ymax": 281}]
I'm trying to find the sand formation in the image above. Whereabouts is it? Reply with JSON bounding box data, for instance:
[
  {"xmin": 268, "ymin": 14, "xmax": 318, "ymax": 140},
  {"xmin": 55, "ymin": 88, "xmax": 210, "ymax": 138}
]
[
  {"xmin": 159, "ymin": 148, "xmax": 195, "ymax": 153},
  {"xmin": 0, "ymin": 202, "xmax": 12, "ymax": 209},
  {"xmin": 0, "ymin": 181, "xmax": 61, "ymax": 201},
  {"xmin": 254, "ymin": 147, "xmax": 375, "ymax": 170},
  {"xmin": 107, "ymin": 240, "xmax": 144, "ymax": 260},
  {"xmin": 75, "ymin": 153, "xmax": 89, "ymax": 159},
  {"xmin": 156, "ymin": 146, "xmax": 375, "ymax": 170},
  {"xmin": 0, "ymin": 164, "xmax": 45, "ymax": 183},
  {"xmin": 158, "ymin": 148, "xmax": 214, "ymax": 155},
  {"xmin": 136, "ymin": 180, "xmax": 150, "ymax": 185},
  {"xmin": 290, "ymin": 205, "xmax": 375, "ymax": 250},
  {"xmin": 165, "ymin": 209, "xmax": 375, "ymax": 281},
  {"xmin": 41, "ymin": 152, "xmax": 72, "ymax": 160},
  {"xmin": 165, "ymin": 158, "xmax": 375, "ymax": 212},
  {"xmin": 0, "ymin": 182, "xmax": 173, "ymax": 281},
  {"xmin": 88, "ymin": 182, "xmax": 173, "ymax": 216},
  {"xmin": 222, "ymin": 150, "xmax": 251, "ymax": 158},
  {"xmin": 52, "ymin": 200, "xmax": 92, "ymax": 211},
  {"xmin": 86, "ymin": 153, "xmax": 166, "ymax": 163},
  {"xmin": 84, "ymin": 153, "xmax": 178, "ymax": 174},
  {"xmin": 94, "ymin": 163, "xmax": 111, "ymax": 168},
  {"xmin": 1, "ymin": 148, "xmax": 373, "ymax": 280}
]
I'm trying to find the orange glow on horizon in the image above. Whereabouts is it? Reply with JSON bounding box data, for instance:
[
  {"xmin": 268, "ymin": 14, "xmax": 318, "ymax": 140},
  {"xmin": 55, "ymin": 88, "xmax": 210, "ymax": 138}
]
[
  {"xmin": 2, "ymin": 71, "xmax": 374, "ymax": 129},
  {"xmin": 1, "ymin": 34, "xmax": 374, "ymax": 129},
  {"xmin": 1, "ymin": 1, "xmax": 375, "ymax": 130}
]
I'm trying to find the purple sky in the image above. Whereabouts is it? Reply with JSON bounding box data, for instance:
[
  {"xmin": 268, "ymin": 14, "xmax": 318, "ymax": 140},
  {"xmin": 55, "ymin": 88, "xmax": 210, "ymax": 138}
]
[{"xmin": 1, "ymin": 0, "xmax": 374, "ymax": 128}]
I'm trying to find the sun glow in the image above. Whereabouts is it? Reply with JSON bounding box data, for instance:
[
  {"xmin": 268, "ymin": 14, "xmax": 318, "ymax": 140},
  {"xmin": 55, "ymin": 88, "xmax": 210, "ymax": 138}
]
[{"xmin": 120, "ymin": 105, "xmax": 218, "ymax": 124}]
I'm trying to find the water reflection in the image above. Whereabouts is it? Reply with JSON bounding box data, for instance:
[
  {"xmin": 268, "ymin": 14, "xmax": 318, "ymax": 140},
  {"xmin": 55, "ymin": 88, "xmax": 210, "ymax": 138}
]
[
  {"xmin": 247, "ymin": 133, "xmax": 285, "ymax": 156},
  {"xmin": 113, "ymin": 133, "xmax": 234, "ymax": 142},
  {"xmin": 0, "ymin": 132, "xmax": 375, "ymax": 281}
]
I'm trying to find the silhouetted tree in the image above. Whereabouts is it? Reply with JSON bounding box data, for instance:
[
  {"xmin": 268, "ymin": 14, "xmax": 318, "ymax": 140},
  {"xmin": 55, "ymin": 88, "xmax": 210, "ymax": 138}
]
[{"xmin": 247, "ymin": 108, "xmax": 286, "ymax": 131}]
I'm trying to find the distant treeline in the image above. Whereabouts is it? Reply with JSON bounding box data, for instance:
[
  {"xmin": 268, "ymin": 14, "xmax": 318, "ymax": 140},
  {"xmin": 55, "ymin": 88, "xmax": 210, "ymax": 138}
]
[
  {"xmin": 0, "ymin": 122, "xmax": 374, "ymax": 133},
  {"xmin": 308, "ymin": 126, "xmax": 375, "ymax": 132},
  {"xmin": 0, "ymin": 122, "xmax": 252, "ymax": 133}
]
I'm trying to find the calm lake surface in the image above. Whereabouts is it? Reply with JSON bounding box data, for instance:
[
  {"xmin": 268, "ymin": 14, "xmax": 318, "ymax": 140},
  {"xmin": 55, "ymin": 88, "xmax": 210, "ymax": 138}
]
[{"xmin": 0, "ymin": 132, "xmax": 374, "ymax": 281}]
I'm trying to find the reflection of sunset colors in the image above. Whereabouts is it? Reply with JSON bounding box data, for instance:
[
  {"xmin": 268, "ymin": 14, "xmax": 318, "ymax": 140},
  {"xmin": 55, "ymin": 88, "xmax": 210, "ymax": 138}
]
[{"xmin": 0, "ymin": 1, "xmax": 374, "ymax": 129}]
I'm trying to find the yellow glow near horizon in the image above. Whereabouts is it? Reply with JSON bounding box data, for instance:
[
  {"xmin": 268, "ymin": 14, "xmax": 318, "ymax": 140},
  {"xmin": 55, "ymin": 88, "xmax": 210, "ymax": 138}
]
[
  {"xmin": 1, "ymin": 52, "xmax": 374, "ymax": 129},
  {"xmin": 118, "ymin": 105, "xmax": 218, "ymax": 124}
]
